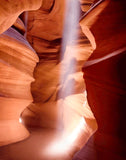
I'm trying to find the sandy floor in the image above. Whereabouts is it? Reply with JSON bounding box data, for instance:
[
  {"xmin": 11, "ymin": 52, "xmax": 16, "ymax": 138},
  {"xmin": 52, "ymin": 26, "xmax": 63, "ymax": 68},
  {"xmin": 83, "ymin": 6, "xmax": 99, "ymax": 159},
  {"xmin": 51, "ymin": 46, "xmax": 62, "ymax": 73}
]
[{"xmin": 0, "ymin": 127, "xmax": 81, "ymax": 160}]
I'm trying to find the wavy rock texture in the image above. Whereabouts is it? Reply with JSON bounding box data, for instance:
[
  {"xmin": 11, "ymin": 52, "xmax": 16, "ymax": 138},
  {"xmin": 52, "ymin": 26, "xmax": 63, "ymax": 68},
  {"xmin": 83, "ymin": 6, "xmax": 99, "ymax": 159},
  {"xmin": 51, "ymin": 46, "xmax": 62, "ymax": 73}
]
[
  {"xmin": 0, "ymin": 0, "xmax": 125, "ymax": 159},
  {"xmin": 0, "ymin": 0, "xmax": 43, "ymax": 147},
  {"xmin": 0, "ymin": 0, "xmax": 43, "ymax": 34},
  {"xmin": 0, "ymin": 0, "xmax": 97, "ymax": 151},
  {"xmin": 73, "ymin": 0, "xmax": 126, "ymax": 159},
  {"xmin": 0, "ymin": 23, "xmax": 38, "ymax": 146},
  {"xmin": 22, "ymin": 0, "xmax": 66, "ymax": 129},
  {"xmin": 22, "ymin": 0, "xmax": 97, "ymax": 150}
]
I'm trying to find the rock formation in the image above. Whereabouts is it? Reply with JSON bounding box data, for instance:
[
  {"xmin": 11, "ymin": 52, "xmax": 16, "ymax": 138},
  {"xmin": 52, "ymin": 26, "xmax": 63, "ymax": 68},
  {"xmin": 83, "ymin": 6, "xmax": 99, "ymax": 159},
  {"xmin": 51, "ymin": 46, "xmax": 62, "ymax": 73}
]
[
  {"xmin": 0, "ymin": 0, "xmax": 98, "ymax": 154},
  {"xmin": 0, "ymin": 25, "xmax": 38, "ymax": 146},
  {"xmin": 0, "ymin": 1, "xmax": 43, "ymax": 146},
  {"xmin": 73, "ymin": 0, "xmax": 126, "ymax": 159},
  {"xmin": 0, "ymin": 0, "xmax": 43, "ymax": 34},
  {"xmin": 21, "ymin": 0, "xmax": 97, "ymax": 143},
  {"xmin": 21, "ymin": 0, "xmax": 66, "ymax": 129}
]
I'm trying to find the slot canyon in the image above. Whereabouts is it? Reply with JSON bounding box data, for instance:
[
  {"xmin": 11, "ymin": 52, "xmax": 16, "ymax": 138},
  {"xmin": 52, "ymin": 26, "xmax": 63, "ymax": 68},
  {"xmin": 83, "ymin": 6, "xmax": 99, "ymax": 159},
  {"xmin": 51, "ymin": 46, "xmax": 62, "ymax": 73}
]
[{"xmin": 0, "ymin": 0, "xmax": 126, "ymax": 160}]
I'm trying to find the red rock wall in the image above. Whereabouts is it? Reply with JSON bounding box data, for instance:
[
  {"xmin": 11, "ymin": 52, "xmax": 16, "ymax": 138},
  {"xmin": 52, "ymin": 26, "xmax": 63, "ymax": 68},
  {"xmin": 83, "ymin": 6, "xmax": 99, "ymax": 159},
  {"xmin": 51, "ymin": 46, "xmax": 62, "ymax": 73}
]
[
  {"xmin": 73, "ymin": 0, "xmax": 126, "ymax": 159},
  {"xmin": 0, "ymin": 0, "xmax": 42, "ymax": 146}
]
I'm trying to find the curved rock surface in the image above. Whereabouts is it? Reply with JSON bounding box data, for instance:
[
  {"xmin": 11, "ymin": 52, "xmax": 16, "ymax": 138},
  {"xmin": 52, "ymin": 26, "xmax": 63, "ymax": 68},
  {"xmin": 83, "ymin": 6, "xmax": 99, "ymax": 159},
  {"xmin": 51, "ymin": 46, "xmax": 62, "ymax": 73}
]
[
  {"xmin": 0, "ymin": 0, "xmax": 43, "ymax": 146},
  {"xmin": 22, "ymin": 0, "xmax": 97, "ymax": 139},
  {"xmin": 73, "ymin": 0, "xmax": 126, "ymax": 159},
  {"xmin": 0, "ymin": 0, "xmax": 43, "ymax": 34},
  {"xmin": 0, "ymin": 0, "xmax": 97, "ymax": 152},
  {"xmin": 0, "ymin": 26, "xmax": 38, "ymax": 146}
]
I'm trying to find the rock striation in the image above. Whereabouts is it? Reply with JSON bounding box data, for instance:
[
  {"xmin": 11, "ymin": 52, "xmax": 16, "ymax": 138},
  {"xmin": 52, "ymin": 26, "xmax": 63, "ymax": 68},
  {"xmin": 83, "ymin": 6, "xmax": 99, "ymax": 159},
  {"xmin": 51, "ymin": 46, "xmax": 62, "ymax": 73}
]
[
  {"xmin": 22, "ymin": 0, "xmax": 97, "ymax": 137},
  {"xmin": 0, "ymin": 0, "xmax": 43, "ymax": 34},
  {"xmin": 0, "ymin": 1, "xmax": 43, "ymax": 146},
  {"xmin": 0, "ymin": 0, "xmax": 97, "ymax": 149},
  {"xmin": 73, "ymin": 0, "xmax": 126, "ymax": 159},
  {"xmin": 0, "ymin": 26, "xmax": 39, "ymax": 146}
]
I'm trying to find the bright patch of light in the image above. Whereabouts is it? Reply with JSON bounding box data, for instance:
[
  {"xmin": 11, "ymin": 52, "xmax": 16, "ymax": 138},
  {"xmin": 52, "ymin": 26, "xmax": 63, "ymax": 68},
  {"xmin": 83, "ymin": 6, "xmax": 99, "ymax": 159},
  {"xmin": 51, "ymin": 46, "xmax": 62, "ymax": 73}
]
[
  {"xmin": 45, "ymin": 0, "xmax": 87, "ymax": 157},
  {"xmin": 83, "ymin": 90, "xmax": 87, "ymax": 107},
  {"xmin": 66, "ymin": 117, "xmax": 86, "ymax": 144},
  {"xmin": 59, "ymin": 0, "xmax": 81, "ymax": 99},
  {"xmin": 19, "ymin": 117, "xmax": 22, "ymax": 123},
  {"xmin": 45, "ymin": 117, "xmax": 86, "ymax": 156}
]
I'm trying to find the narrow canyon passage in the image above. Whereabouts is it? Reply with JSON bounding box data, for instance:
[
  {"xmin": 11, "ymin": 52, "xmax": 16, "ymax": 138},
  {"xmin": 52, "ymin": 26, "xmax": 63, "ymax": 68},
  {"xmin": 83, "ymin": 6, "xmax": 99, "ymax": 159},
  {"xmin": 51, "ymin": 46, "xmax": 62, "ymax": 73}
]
[
  {"xmin": 0, "ymin": 0, "xmax": 96, "ymax": 158},
  {"xmin": 1, "ymin": 0, "xmax": 126, "ymax": 160}
]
